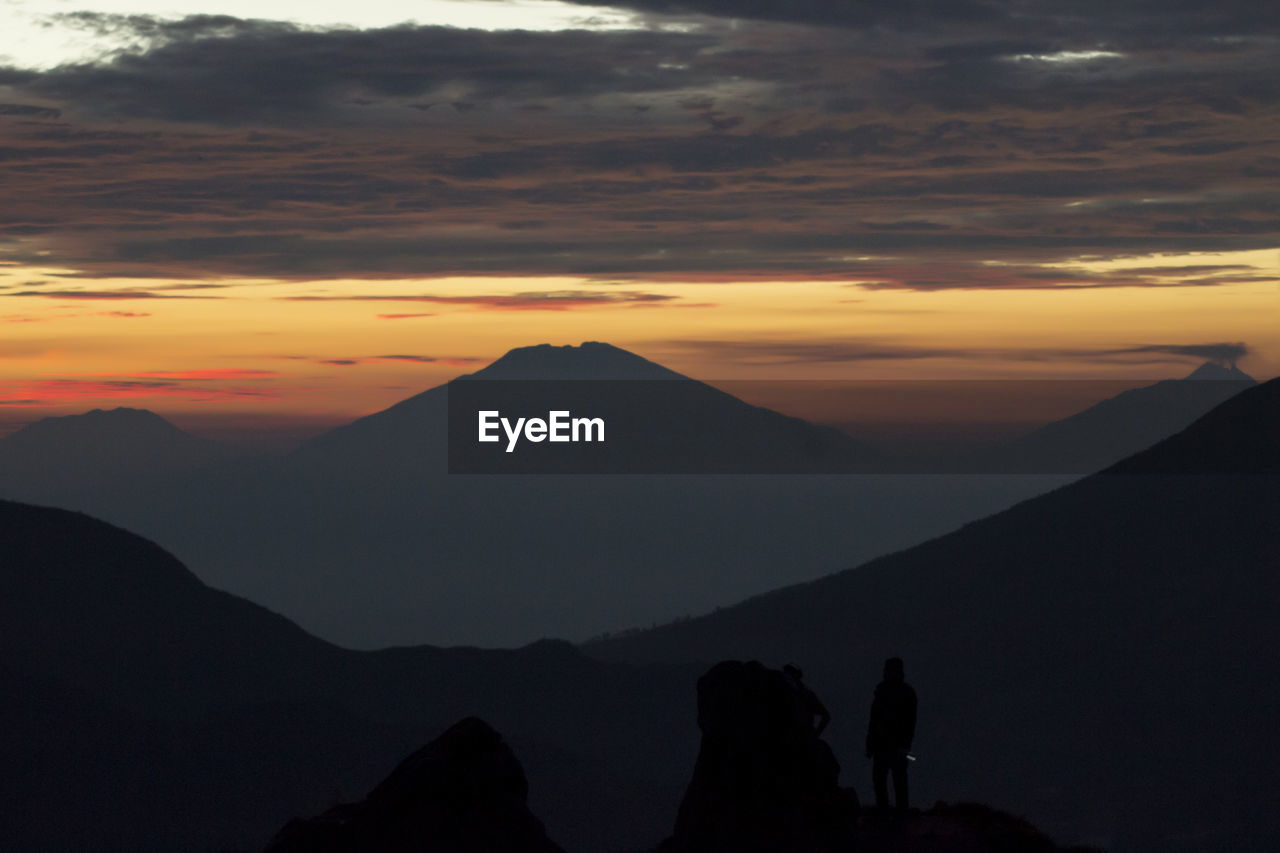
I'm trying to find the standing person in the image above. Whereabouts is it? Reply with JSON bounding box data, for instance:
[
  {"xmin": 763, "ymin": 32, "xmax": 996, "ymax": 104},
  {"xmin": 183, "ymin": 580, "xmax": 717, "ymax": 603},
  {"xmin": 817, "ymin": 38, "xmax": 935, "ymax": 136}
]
[{"xmin": 865, "ymin": 656, "xmax": 917, "ymax": 812}]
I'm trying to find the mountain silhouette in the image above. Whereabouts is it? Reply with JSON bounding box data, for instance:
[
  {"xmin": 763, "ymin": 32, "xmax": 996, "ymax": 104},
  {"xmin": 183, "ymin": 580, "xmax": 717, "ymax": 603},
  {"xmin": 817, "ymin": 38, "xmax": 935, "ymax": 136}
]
[
  {"xmin": 4, "ymin": 380, "xmax": 1275, "ymax": 851},
  {"xmin": 0, "ymin": 496, "xmax": 704, "ymax": 852},
  {"xmin": 0, "ymin": 342, "xmax": 1059, "ymax": 649},
  {"xmin": 0, "ymin": 347, "xmax": 1260, "ymax": 650},
  {"xmin": 589, "ymin": 377, "xmax": 1280, "ymax": 851},
  {"xmin": 0, "ymin": 407, "xmax": 236, "ymax": 519},
  {"xmin": 975, "ymin": 361, "xmax": 1256, "ymax": 473},
  {"xmin": 1182, "ymin": 361, "xmax": 1253, "ymax": 382},
  {"xmin": 0, "ymin": 406, "xmax": 227, "ymax": 474},
  {"xmin": 295, "ymin": 340, "xmax": 877, "ymax": 473}
]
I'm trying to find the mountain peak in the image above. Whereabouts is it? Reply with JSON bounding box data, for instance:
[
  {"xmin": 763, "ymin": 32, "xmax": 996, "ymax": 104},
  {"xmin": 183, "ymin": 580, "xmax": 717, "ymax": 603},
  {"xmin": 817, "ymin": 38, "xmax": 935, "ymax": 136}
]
[
  {"xmin": 0, "ymin": 406, "xmax": 222, "ymax": 471},
  {"xmin": 1183, "ymin": 361, "xmax": 1255, "ymax": 382},
  {"xmin": 5, "ymin": 406, "xmax": 184, "ymax": 442},
  {"xmin": 471, "ymin": 342, "xmax": 688, "ymax": 380}
]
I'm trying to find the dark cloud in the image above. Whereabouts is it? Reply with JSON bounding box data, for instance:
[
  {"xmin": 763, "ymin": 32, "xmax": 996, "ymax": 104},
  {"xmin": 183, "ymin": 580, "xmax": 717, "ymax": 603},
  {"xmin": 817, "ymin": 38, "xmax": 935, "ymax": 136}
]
[
  {"xmin": 660, "ymin": 338, "xmax": 1257, "ymax": 366},
  {"xmin": 373, "ymin": 354, "xmax": 438, "ymax": 363},
  {"xmin": 0, "ymin": 9, "xmax": 1274, "ymax": 284},
  {"xmin": 1101, "ymin": 342, "xmax": 1251, "ymax": 367},
  {"xmin": 663, "ymin": 339, "xmax": 970, "ymax": 363},
  {"xmin": 437, "ymin": 124, "xmax": 900, "ymax": 179},
  {"xmin": 561, "ymin": 0, "xmax": 1280, "ymax": 35},
  {"xmin": 558, "ymin": 0, "xmax": 997, "ymax": 29},
  {"xmin": 282, "ymin": 290, "xmax": 680, "ymax": 310},
  {"xmin": 0, "ymin": 104, "xmax": 62, "ymax": 119},
  {"xmin": 7, "ymin": 289, "xmax": 218, "ymax": 299},
  {"xmin": 8, "ymin": 16, "xmax": 720, "ymax": 125},
  {"xmin": 16, "ymin": 229, "xmax": 1265, "ymax": 283},
  {"xmin": 0, "ymin": 377, "xmax": 282, "ymax": 405}
]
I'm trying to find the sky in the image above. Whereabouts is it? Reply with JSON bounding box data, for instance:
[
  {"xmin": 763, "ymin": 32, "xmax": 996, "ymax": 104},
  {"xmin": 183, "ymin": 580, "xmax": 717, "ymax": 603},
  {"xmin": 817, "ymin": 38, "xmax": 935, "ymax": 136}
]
[{"xmin": 0, "ymin": 0, "xmax": 1277, "ymax": 437}]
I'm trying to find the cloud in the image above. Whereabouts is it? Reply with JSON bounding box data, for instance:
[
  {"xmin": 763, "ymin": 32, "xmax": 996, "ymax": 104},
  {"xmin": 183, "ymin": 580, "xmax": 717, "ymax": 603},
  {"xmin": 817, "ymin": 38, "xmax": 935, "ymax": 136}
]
[
  {"xmin": 556, "ymin": 0, "xmax": 997, "ymax": 29},
  {"xmin": 0, "ymin": 104, "xmax": 61, "ymax": 119},
  {"xmin": 0, "ymin": 378, "xmax": 282, "ymax": 406},
  {"xmin": 68, "ymin": 368, "xmax": 281, "ymax": 379},
  {"xmin": 660, "ymin": 338, "xmax": 1257, "ymax": 366},
  {"xmin": 7, "ymin": 16, "xmax": 720, "ymax": 125},
  {"xmin": 1099, "ymin": 342, "xmax": 1251, "ymax": 367},
  {"xmin": 282, "ymin": 290, "xmax": 680, "ymax": 310},
  {"xmin": 7, "ymin": 289, "xmax": 219, "ymax": 299},
  {"xmin": 2, "ymin": 310, "xmax": 151, "ymax": 321},
  {"xmin": 372, "ymin": 354, "xmax": 438, "ymax": 363},
  {"xmin": 0, "ymin": 10, "xmax": 1275, "ymax": 285},
  {"xmin": 375, "ymin": 313, "xmax": 435, "ymax": 320}
]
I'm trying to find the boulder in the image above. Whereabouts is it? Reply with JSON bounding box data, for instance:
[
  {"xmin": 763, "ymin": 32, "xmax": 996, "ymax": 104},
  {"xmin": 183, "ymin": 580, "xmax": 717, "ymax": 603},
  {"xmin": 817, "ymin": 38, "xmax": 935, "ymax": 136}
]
[
  {"xmin": 660, "ymin": 660, "xmax": 858, "ymax": 852},
  {"xmin": 264, "ymin": 717, "xmax": 564, "ymax": 853}
]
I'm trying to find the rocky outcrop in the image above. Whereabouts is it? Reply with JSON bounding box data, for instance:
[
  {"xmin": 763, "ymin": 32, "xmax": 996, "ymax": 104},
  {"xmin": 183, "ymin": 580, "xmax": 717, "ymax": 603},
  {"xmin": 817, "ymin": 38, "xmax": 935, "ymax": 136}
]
[
  {"xmin": 264, "ymin": 717, "xmax": 564, "ymax": 853},
  {"xmin": 859, "ymin": 802, "xmax": 1105, "ymax": 853},
  {"xmin": 659, "ymin": 660, "xmax": 858, "ymax": 853}
]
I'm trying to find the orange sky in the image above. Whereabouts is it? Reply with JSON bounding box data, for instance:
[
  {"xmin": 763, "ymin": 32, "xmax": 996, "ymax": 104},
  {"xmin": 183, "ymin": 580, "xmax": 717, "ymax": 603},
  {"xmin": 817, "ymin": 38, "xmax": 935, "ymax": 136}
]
[{"xmin": 1, "ymin": 249, "xmax": 1276, "ymax": 438}]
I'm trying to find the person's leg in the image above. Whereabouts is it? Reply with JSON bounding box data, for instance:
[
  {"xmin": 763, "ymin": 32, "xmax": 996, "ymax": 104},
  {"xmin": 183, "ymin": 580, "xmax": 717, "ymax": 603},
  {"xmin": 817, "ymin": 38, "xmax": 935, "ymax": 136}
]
[
  {"xmin": 892, "ymin": 754, "xmax": 909, "ymax": 811},
  {"xmin": 872, "ymin": 753, "xmax": 890, "ymax": 810}
]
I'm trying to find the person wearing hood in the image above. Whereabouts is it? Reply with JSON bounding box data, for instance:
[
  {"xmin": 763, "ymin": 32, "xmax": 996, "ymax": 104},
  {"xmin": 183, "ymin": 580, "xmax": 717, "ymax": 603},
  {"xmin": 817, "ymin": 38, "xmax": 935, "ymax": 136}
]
[{"xmin": 865, "ymin": 656, "xmax": 917, "ymax": 812}]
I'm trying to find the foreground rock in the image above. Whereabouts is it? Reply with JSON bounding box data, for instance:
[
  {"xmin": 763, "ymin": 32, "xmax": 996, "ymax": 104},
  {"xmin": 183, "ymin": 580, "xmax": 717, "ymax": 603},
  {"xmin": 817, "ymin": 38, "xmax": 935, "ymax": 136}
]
[
  {"xmin": 264, "ymin": 717, "xmax": 564, "ymax": 853},
  {"xmin": 859, "ymin": 802, "xmax": 1104, "ymax": 852},
  {"xmin": 659, "ymin": 659, "xmax": 858, "ymax": 853}
]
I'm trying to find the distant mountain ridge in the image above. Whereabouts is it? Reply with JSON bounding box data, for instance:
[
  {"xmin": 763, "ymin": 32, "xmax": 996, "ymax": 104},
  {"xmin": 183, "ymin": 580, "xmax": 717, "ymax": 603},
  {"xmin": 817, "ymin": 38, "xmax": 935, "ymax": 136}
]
[
  {"xmin": 0, "ymin": 345, "xmax": 1263, "ymax": 649},
  {"xmin": 973, "ymin": 361, "xmax": 1257, "ymax": 473},
  {"xmin": 0, "ymin": 407, "xmax": 235, "ymax": 518},
  {"xmin": 0, "ymin": 406, "xmax": 226, "ymax": 471}
]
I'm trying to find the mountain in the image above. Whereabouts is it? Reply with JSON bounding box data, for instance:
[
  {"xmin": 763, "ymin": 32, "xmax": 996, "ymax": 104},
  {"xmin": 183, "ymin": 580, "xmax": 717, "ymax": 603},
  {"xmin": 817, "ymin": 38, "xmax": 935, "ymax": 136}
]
[
  {"xmin": 295, "ymin": 341, "xmax": 876, "ymax": 473},
  {"xmin": 1, "ymin": 342, "xmax": 1060, "ymax": 649},
  {"xmin": 0, "ymin": 349, "xmax": 1257, "ymax": 649},
  {"xmin": 0, "ymin": 496, "xmax": 702, "ymax": 852},
  {"xmin": 6, "ymin": 376, "xmax": 1272, "ymax": 851},
  {"xmin": 587, "ymin": 377, "xmax": 1280, "ymax": 851},
  {"xmin": 976, "ymin": 361, "xmax": 1256, "ymax": 473},
  {"xmin": 0, "ymin": 406, "xmax": 226, "ymax": 470},
  {"xmin": 475, "ymin": 340, "xmax": 688, "ymax": 380},
  {"xmin": 0, "ymin": 407, "xmax": 232, "ymax": 508},
  {"xmin": 1182, "ymin": 361, "xmax": 1253, "ymax": 382}
]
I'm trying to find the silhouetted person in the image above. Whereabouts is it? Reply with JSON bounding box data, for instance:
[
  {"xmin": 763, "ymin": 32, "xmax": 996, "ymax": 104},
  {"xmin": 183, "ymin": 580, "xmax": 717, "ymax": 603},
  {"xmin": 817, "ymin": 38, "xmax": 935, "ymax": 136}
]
[
  {"xmin": 783, "ymin": 663, "xmax": 831, "ymax": 736},
  {"xmin": 865, "ymin": 656, "xmax": 916, "ymax": 812}
]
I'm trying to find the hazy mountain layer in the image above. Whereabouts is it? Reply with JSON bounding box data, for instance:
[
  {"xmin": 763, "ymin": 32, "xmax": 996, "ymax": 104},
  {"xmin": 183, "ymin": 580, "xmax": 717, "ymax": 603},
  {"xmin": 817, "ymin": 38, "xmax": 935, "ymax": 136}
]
[{"xmin": 0, "ymin": 343, "xmax": 1070, "ymax": 648}]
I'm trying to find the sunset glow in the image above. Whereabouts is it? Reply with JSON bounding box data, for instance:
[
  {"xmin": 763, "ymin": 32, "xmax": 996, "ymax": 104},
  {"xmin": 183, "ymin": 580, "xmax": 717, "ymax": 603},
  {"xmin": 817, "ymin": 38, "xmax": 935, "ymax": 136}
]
[{"xmin": 1, "ymin": 0, "xmax": 1276, "ymax": 437}]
